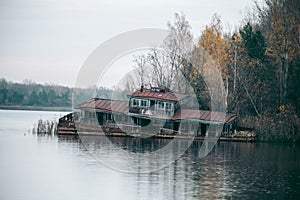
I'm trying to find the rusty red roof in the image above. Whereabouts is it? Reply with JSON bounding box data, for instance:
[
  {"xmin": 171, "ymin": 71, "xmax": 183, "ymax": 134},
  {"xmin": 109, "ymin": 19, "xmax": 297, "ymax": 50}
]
[
  {"xmin": 75, "ymin": 98, "xmax": 128, "ymax": 114},
  {"xmin": 172, "ymin": 109, "xmax": 237, "ymax": 123},
  {"xmin": 129, "ymin": 89, "xmax": 188, "ymax": 102},
  {"xmin": 76, "ymin": 98, "xmax": 236, "ymax": 124}
]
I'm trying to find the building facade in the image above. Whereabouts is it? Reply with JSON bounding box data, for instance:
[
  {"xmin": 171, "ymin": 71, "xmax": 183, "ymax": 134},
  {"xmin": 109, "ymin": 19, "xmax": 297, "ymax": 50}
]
[{"xmin": 75, "ymin": 86, "xmax": 237, "ymax": 137}]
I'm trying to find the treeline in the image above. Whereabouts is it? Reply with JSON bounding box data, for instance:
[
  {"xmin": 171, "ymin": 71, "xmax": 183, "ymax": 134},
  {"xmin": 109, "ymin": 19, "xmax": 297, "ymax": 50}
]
[
  {"xmin": 0, "ymin": 78, "xmax": 112, "ymax": 108},
  {"xmin": 226, "ymin": 0, "xmax": 300, "ymax": 142},
  {"xmin": 126, "ymin": 0, "xmax": 300, "ymax": 142}
]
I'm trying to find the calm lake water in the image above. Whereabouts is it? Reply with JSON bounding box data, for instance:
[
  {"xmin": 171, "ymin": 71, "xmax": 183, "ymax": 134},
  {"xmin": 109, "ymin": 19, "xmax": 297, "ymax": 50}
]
[{"xmin": 0, "ymin": 109, "xmax": 300, "ymax": 200}]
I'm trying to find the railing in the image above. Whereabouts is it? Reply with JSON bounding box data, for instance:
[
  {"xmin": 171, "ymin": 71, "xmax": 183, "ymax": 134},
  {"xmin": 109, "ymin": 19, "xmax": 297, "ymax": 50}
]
[{"xmin": 129, "ymin": 106, "xmax": 174, "ymax": 117}]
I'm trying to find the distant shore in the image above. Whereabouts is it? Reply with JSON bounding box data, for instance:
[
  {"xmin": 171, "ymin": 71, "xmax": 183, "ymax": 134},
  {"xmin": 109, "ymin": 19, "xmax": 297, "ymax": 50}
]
[{"xmin": 0, "ymin": 105, "xmax": 72, "ymax": 112}]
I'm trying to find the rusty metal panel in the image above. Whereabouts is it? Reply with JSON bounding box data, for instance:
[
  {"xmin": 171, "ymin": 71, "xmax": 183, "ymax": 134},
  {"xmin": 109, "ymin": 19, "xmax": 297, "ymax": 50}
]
[{"xmin": 130, "ymin": 89, "xmax": 187, "ymax": 102}]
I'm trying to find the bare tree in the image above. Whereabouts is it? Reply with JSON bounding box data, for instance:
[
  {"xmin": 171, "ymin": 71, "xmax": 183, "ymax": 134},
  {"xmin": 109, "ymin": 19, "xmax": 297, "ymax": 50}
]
[
  {"xmin": 122, "ymin": 13, "xmax": 194, "ymax": 93},
  {"xmin": 145, "ymin": 13, "xmax": 194, "ymax": 92}
]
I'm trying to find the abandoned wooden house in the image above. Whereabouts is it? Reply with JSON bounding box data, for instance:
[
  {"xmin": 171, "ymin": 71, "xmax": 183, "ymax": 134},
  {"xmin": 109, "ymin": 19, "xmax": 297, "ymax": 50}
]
[{"xmin": 73, "ymin": 86, "xmax": 237, "ymax": 137}]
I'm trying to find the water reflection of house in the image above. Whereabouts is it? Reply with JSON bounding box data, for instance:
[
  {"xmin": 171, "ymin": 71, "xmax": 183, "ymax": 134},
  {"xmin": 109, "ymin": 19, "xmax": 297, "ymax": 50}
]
[{"xmin": 74, "ymin": 86, "xmax": 237, "ymax": 137}]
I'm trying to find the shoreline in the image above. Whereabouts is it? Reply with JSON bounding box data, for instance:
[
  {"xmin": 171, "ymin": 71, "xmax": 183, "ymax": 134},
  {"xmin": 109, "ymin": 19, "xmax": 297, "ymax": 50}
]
[{"xmin": 0, "ymin": 105, "xmax": 72, "ymax": 112}]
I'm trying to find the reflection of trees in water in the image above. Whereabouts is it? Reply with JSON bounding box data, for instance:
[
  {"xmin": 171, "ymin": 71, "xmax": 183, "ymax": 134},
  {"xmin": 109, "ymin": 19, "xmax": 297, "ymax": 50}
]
[
  {"xmin": 66, "ymin": 135, "xmax": 173, "ymax": 153},
  {"xmin": 107, "ymin": 137, "xmax": 173, "ymax": 153},
  {"xmin": 58, "ymin": 135, "xmax": 197, "ymax": 154}
]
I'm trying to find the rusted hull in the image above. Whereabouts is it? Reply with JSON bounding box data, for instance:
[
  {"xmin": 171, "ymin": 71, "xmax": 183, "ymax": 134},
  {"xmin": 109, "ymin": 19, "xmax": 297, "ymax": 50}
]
[
  {"xmin": 57, "ymin": 124, "xmax": 255, "ymax": 142},
  {"xmin": 57, "ymin": 113, "xmax": 255, "ymax": 142}
]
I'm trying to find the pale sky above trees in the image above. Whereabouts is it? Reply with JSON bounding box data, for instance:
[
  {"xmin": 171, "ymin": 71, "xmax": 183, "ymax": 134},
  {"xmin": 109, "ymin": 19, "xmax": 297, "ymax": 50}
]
[{"xmin": 0, "ymin": 0, "xmax": 258, "ymax": 87}]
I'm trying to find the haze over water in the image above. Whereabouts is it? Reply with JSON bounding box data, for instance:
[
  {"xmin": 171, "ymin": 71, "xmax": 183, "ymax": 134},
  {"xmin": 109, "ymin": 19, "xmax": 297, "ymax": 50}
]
[{"xmin": 0, "ymin": 109, "xmax": 299, "ymax": 199}]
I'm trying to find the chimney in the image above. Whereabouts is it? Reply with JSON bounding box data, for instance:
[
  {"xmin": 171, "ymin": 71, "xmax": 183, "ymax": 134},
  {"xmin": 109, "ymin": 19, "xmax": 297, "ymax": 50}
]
[{"xmin": 140, "ymin": 85, "xmax": 144, "ymax": 92}]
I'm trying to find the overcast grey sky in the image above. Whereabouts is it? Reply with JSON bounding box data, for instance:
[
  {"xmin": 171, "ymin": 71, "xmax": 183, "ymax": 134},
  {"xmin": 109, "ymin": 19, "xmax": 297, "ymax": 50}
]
[{"xmin": 0, "ymin": 0, "xmax": 257, "ymax": 88}]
